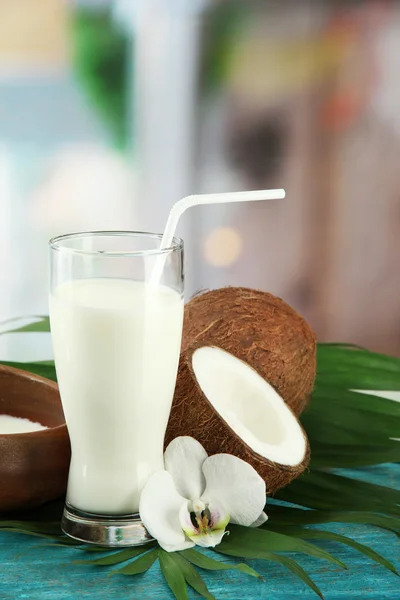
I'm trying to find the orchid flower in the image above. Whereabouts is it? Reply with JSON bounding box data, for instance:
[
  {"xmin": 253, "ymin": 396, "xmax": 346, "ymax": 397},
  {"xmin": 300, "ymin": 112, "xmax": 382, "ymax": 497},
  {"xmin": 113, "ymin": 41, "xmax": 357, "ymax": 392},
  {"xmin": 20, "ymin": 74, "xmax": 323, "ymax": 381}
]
[{"xmin": 139, "ymin": 436, "xmax": 268, "ymax": 552}]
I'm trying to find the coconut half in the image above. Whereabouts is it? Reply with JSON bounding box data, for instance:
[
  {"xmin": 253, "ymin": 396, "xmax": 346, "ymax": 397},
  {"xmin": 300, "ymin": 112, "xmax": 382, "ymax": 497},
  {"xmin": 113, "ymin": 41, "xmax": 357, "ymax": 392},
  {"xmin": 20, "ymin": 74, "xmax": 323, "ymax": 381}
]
[
  {"xmin": 166, "ymin": 345, "xmax": 310, "ymax": 495},
  {"xmin": 182, "ymin": 287, "xmax": 316, "ymax": 416}
]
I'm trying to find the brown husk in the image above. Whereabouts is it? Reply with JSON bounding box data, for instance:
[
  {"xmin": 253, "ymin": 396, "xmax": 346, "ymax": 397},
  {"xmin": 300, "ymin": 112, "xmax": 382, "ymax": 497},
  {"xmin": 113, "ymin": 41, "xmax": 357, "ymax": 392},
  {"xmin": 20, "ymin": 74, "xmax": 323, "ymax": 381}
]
[
  {"xmin": 181, "ymin": 287, "xmax": 316, "ymax": 416},
  {"xmin": 166, "ymin": 343, "xmax": 310, "ymax": 495}
]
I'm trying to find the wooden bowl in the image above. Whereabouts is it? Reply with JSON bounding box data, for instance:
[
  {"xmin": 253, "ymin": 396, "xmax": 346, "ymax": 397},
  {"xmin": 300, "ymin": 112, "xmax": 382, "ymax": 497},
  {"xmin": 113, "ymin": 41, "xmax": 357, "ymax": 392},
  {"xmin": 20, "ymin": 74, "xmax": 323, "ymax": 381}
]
[{"xmin": 0, "ymin": 364, "xmax": 71, "ymax": 513}]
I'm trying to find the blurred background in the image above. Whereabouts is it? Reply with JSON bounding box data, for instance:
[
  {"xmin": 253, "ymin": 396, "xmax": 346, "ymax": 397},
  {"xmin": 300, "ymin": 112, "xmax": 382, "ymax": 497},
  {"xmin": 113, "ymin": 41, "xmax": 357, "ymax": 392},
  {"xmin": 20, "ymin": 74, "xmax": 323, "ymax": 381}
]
[{"xmin": 0, "ymin": 0, "xmax": 399, "ymax": 360}]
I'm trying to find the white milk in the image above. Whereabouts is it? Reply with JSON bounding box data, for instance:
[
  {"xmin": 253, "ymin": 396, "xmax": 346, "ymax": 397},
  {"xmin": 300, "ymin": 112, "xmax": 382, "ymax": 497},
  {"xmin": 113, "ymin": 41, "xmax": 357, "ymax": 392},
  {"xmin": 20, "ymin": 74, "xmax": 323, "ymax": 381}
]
[{"xmin": 50, "ymin": 279, "xmax": 183, "ymax": 515}]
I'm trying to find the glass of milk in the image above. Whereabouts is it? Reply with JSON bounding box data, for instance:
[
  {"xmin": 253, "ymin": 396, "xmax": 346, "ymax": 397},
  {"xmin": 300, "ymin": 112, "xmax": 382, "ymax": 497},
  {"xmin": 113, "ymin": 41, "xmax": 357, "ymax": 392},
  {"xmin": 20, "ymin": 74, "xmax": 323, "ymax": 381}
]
[{"xmin": 49, "ymin": 232, "xmax": 184, "ymax": 546}]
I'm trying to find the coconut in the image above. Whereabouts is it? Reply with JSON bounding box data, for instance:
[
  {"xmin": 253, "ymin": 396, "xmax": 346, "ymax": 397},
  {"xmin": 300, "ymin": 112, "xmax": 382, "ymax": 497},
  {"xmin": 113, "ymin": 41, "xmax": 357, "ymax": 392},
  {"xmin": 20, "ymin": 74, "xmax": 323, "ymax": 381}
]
[
  {"xmin": 166, "ymin": 344, "xmax": 310, "ymax": 494},
  {"xmin": 181, "ymin": 287, "xmax": 316, "ymax": 416}
]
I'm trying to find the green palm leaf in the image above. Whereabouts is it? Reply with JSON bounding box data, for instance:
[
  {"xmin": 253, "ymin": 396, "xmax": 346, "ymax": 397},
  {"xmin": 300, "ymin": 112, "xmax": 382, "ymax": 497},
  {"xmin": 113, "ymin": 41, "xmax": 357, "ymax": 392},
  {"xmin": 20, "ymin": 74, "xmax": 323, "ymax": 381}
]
[
  {"xmin": 0, "ymin": 361, "xmax": 57, "ymax": 381},
  {"xmin": 0, "ymin": 521, "xmax": 62, "ymax": 535},
  {"xmin": 159, "ymin": 550, "xmax": 189, "ymax": 600},
  {"xmin": 73, "ymin": 546, "xmax": 152, "ymax": 566},
  {"xmin": 109, "ymin": 548, "xmax": 158, "ymax": 576},
  {"xmin": 172, "ymin": 553, "xmax": 218, "ymax": 600},
  {"xmin": 317, "ymin": 344, "xmax": 400, "ymax": 374},
  {"xmin": 267, "ymin": 505, "xmax": 400, "ymax": 535},
  {"xmin": 180, "ymin": 548, "xmax": 261, "ymax": 578},
  {"xmin": 0, "ymin": 316, "xmax": 50, "ymax": 334},
  {"xmin": 316, "ymin": 344, "xmax": 400, "ymax": 390},
  {"xmin": 310, "ymin": 442, "xmax": 400, "ymax": 468},
  {"xmin": 312, "ymin": 386, "xmax": 400, "ymax": 416},
  {"xmin": 273, "ymin": 527, "xmax": 398, "ymax": 575},
  {"xmin": 217, "ymin": 525, "xmax": 347, "ymax": 569},
  {"xmin": 259, "ymin": 552, "xmax": 324, "ymax": 599},
  {"xmin": 303, "ymin": 389, "xmax": 400, "ymax": 440},
  {"xmin": 276, "ymin": 470, "xmax": 400, "ymax": 514},
  {"xmin": 317, "ymin": 372, "xmax": 400, "ymax": 389}
]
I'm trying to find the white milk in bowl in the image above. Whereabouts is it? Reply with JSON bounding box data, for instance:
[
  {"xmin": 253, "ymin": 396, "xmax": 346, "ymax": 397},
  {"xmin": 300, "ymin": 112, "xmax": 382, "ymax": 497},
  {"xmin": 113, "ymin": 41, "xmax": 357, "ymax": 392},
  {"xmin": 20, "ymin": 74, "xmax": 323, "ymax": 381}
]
[{"xmin": 50, "ymin": 278, "xmax": 184, "ymax": 515}]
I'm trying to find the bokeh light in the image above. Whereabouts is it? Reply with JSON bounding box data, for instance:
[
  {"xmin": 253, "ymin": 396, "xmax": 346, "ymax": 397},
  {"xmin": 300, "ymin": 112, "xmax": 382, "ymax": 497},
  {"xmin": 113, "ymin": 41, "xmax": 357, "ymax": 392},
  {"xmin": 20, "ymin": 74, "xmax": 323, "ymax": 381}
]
[{"xmin": 204, "ymin": 227, "xmax": 244, "ymax": 268}]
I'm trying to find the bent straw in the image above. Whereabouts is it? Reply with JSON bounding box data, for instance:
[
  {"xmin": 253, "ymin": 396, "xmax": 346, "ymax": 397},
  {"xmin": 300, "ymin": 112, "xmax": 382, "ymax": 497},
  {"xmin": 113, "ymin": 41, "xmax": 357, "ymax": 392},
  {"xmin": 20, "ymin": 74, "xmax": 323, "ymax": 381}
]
[{"xmin": 151, "ymin": 188, "xmax": 285, "ymax": 284}]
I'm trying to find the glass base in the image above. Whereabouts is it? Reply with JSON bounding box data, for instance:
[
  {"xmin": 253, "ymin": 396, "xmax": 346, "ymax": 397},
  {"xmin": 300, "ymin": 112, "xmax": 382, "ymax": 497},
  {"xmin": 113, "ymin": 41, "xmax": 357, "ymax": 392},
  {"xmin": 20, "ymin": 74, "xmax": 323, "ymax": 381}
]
[{"xmin": 62, "ymin": 504, "xmax": 154, "ymax": 547}]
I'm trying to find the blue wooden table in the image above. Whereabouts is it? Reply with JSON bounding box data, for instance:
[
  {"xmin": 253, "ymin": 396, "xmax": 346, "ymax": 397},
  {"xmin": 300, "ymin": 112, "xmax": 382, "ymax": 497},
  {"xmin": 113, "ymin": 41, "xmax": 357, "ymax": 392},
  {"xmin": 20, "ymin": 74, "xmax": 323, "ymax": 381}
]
[{"xmin": 1, "ymin": 465, "xmax": 399, "ymax": 600}]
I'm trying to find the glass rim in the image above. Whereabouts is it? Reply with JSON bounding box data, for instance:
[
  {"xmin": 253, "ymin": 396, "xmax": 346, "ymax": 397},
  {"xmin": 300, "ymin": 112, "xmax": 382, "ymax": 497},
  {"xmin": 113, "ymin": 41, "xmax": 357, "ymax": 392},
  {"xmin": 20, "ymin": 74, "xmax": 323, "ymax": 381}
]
[{"xmin": 49, "ymin": 231, "xmax": 184, "ymax": 257}]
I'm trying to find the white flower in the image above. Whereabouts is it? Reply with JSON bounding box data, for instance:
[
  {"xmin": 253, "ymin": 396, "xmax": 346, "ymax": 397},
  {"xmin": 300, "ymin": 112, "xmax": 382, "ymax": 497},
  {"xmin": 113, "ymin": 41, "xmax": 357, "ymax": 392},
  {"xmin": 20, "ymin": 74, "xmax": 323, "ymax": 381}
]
[{"xmin": 139, "ymin": 436, "xmax": 268, "ymax": 552}]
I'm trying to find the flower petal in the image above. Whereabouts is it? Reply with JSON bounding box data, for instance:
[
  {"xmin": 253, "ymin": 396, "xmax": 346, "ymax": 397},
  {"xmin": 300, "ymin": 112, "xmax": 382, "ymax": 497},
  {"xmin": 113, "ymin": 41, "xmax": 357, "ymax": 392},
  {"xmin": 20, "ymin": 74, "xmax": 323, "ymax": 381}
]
[
  {"xmin": 139, "ymin": 470, "xmax": 195, "ymax": 551},
  {"xmin": 179, "ymin": 502, "xmax": 199, "ymax": 538},
  {"xmin": 179, "ymin": 500, "xmax": 229, "ymax": 549},
  {"xmin": 164, "ymin": 436, "xmax": 208, "ymax": 500},
  {"xmin": 201, "ymin": 454, "xmax": 266, "ymax": 526},
  {"xmin": 208, "ymin": 500, "xmax": 231, "ymax": 532},
  {"xmin": 158, "ymin": 539, "xmax": 195, "ymax": 552},
  {"xmin": 188, "ymin": 528, "xmax": 228, "ymax": 548},
  {"xmin": 250, "ymin": 511, "xmax": 268, "ymax": 528}
]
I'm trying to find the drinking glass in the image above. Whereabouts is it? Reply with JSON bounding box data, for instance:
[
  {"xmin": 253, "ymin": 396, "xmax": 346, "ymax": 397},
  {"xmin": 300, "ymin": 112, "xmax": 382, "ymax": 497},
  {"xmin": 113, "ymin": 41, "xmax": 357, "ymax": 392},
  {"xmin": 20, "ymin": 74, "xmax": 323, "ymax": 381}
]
[{"xmin": 49, "ymin": 232, "xmax": 184, "ymax": 546}]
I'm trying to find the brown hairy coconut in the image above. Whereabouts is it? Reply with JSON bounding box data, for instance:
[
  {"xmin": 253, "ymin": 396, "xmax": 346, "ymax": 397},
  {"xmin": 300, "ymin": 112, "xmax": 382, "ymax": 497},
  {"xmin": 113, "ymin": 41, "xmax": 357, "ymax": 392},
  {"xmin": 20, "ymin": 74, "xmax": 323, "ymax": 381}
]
[
  {"xmin": 181, "ymin": 287, "xmax": 316, "ymax": 416},
  {"xmin": 165, "ymin": 287, "xmax": 315, "ymax": 493},
  {"xmin": 166, "ymin": 344, "xmax": 310, "ymax": 495}
]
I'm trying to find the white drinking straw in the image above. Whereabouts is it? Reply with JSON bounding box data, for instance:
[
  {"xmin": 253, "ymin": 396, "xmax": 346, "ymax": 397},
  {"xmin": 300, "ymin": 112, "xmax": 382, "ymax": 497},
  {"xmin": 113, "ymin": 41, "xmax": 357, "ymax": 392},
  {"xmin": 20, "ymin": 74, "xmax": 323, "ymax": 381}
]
[{"xmin": 151, "ymin": 188, "xmax": 285, "ymax": 284}]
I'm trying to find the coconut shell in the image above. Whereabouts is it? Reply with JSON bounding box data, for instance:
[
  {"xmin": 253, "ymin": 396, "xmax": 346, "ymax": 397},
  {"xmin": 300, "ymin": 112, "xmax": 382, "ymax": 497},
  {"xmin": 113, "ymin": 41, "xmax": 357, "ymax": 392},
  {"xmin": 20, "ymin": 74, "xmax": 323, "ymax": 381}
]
[
  {"xmin": 181, "ymin": 287, "xmax": 316, "ymax": 416},
  {"xmin": 166, "ymin": 343, "xmax": 310, "ymax": 495}
]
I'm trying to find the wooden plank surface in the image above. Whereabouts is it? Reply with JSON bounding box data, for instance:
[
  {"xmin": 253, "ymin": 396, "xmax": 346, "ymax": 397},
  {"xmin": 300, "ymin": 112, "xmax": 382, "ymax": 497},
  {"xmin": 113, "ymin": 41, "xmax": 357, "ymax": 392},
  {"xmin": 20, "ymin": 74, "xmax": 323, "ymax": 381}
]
[{"xmin": 1, "ymin": 465, "xmax": 399, "ymax": 600}]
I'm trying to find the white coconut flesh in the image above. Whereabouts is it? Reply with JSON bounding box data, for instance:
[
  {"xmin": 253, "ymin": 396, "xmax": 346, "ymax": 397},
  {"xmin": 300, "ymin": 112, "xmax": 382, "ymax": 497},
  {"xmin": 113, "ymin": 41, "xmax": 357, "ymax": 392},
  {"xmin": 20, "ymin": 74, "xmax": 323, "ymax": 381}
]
[{"xmin": 192, "ymin": 346, "xmax": 307, "ymax": 467}]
